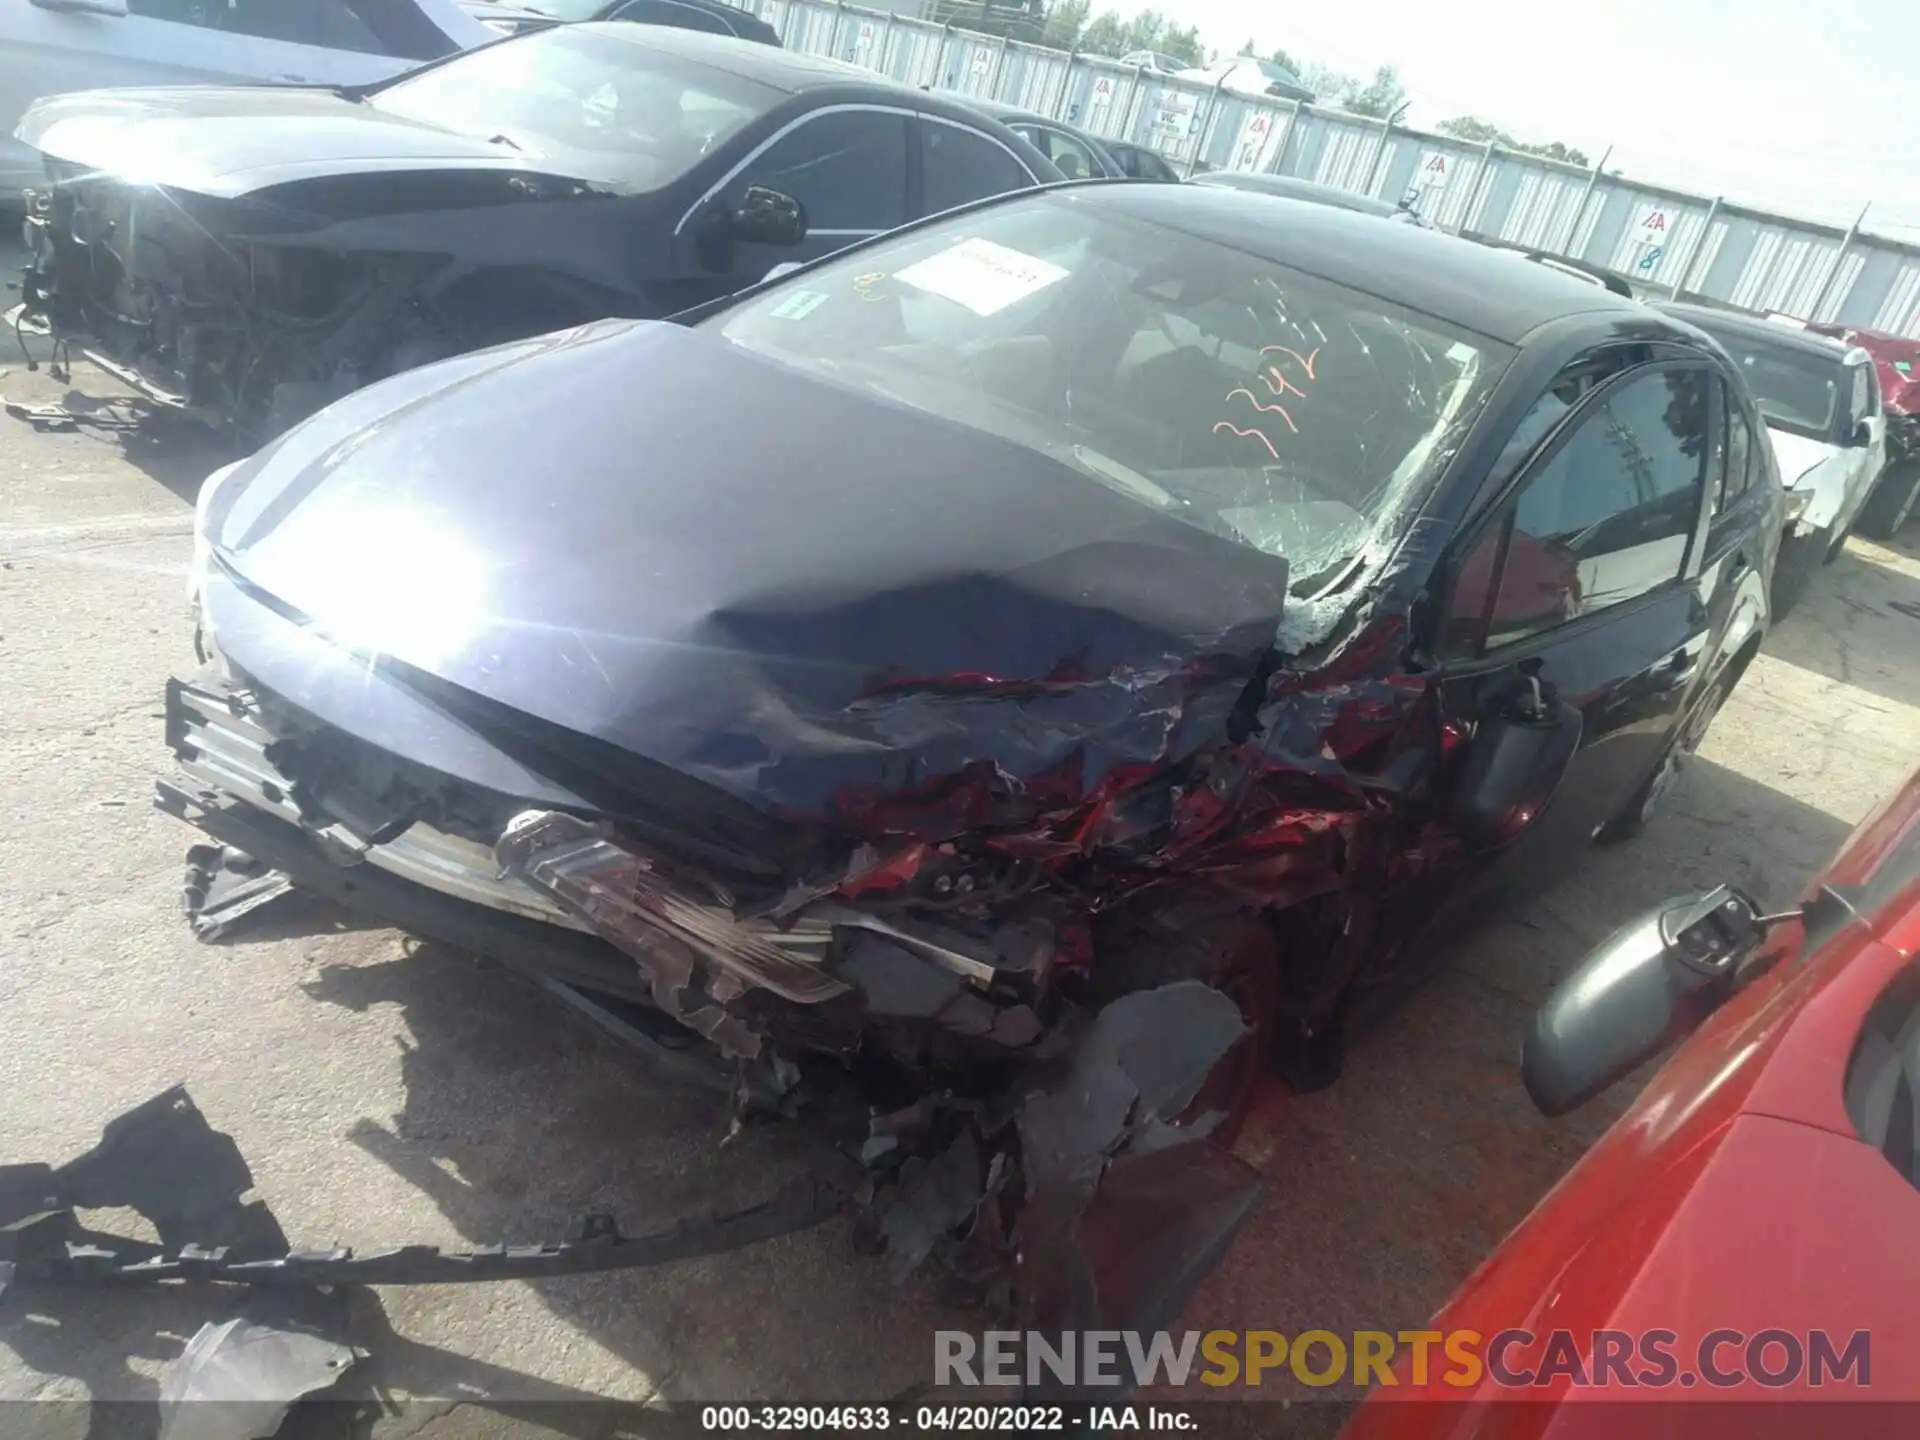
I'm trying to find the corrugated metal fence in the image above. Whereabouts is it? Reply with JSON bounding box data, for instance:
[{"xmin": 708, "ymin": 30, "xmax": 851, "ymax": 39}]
[{"xmin": 734, "ymin": 0, "xmax": 1920, "ymax": 340}]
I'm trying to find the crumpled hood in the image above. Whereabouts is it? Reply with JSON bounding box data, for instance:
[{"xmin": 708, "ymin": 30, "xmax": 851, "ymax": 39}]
[
  {"xmin": 18, "ymin": 87, "xmax": 533, "ymax": 198},
  {"xmin": 205, "ymin": 320, "xmax": 1290, "ymax": 816},
  {"xmin": 1764, "ymin": 426, "xmax": 1842, "ymax": 489},
  {"xmin": 1763, "ymin": 423, "xmax": 1868, "ymax": 533}
]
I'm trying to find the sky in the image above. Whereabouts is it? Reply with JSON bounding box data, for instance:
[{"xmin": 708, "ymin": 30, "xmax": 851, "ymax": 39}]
[{"xmin": 1176, "ymin": 0, "xmax": 1920, "ymax": 239}]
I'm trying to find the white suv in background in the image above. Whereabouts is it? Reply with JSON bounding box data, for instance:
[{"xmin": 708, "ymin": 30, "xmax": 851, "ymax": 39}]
[{"xmin": 1660, "ymin": 302, "xmax": 1886, "ymax": 617}]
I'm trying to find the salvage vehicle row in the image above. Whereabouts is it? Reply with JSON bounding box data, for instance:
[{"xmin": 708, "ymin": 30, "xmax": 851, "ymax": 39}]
[
  {"xmin": 14, "ymin": 24, "xmax": 1062, "ymax": 436},
  {"xmin": 152, "ymin": 183, "xmax": 1782, "ymax": 1311}
]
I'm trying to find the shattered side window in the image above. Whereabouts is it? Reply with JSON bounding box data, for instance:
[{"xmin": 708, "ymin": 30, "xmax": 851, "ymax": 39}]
[{"xmin": 708, "ymin": 191, "xmax": 1511, "ymax": 576}]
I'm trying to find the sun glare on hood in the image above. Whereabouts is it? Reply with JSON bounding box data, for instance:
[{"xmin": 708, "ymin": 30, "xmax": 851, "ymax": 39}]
[{"xmin": 236, "ymin": 498, "xmax": 494, "ymax": 672}]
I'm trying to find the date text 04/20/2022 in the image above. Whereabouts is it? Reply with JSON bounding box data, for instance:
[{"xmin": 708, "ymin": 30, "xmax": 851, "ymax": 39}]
[{"xmin": 699, "ymin": 1405, "xmax": 1195, "ymax": 1431}]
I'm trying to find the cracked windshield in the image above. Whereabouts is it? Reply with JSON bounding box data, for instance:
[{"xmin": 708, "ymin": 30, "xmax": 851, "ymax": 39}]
[{"xmin": 713, "ymin": 192, "xmax": 1508, "ymax": 589}]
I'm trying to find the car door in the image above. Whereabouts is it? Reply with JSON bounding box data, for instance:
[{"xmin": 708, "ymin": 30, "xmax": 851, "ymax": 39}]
[
  {"xmin": 1437, "ymin": 358, "xmax": 1718, "ymax": 890},
  {"xmin": 915, "ymin": 114, "xmax": 1045, "ymax": 217},
  {"xmin": 1696, "ymin": 373, "xmax": 1772, "ymax": 680},
  {"xmin": 1842, "ymin": 357, "xmax": 1887, "ymax": 530},
  {"xmin": 666, "ymin": 103, "xmax": 912, "ymax": 308}
]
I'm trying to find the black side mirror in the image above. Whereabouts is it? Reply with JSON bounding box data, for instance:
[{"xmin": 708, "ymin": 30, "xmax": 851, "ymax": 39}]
[
  {"xmin": 1448, "ymin": 672, "xmax": 1583, "ymax": 850},
  {"xmin": 1852, "ymin": 418, "xmax": 1876, "ymax": 448},
  {"xmin": 1521, "ymin": 885, "xmax": 1766, "ymax": 1116},
  {"xmin": 726, "ymin": 185, "xmax": 807, "ymax": 247}
]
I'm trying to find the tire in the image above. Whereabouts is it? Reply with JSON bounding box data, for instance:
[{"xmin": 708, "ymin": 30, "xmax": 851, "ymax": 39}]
[
  {"xmin": 1596, "ymin": 674, "xmax": 1729, "ymax": 844},
  {"xmin": 1769, "ymin": 527, "xmax": 1823, "ymax": 621},
  {"xmin": 1824, "ymin": 521, "xmax": 1851, "ymax": 563},
  {"xmin": 1855, "ymin": 460, "xmax": 1920, "ymax": 542}
]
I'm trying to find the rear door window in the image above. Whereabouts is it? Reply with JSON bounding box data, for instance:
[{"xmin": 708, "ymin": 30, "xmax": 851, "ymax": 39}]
[
  {"xmin": 1016, "ymin": 124, "xmax": 1101, "ymax": 180},
  {"xmin": 920, "ymin": 121, "xmax": 1032, "ymax": 215},
  {"xmin": 1110, "ymin": 144, "xmax": 1181, "ymax": 182},
  {"xmin": 736, "ymin": 109, "xmax": 909, "ymax": 232},
  {"xmin": 1451, "ymin": 367, "xmax": 1711, "ymax": 656}
]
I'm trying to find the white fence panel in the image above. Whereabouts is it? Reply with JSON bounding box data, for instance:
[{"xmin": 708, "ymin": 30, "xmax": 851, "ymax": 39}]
[{"xmin": 729, "ymin": 0, "xmax": 1920, "ymax": 335}]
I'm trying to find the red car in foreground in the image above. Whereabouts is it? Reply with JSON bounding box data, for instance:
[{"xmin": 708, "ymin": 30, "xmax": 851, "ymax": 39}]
[{"xmin": 1347, "ymin": 764, "xmax": 1920, "ymax": 1438}]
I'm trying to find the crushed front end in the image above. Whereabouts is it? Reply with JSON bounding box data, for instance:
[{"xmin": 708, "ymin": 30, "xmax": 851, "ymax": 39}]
[
  {"xmin": 156, "ymin": 651, "xmax": 1288, "ymax": 1330},
  {"xmin": 17, "ymin": 166, "xmax": 438, "ymax": 436},
  {"xmin": 150, "ymin": 308, "xmax": 1478, "ymax": 1329},
  {"xmin": 159, "ymin": 657, "xmax": 1097, "ymax": 1102}
]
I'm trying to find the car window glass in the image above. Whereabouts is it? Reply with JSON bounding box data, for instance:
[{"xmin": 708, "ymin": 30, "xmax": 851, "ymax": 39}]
[
  {"xmin": 368, "ymin": 28, "xmax": 779, "ymax": 191},
  {"xmin": 1444, "ymin": 522, "xmax": 1505, "ymax": 658},
  {"xmin": 1022, "ymin": 126, "xmax": 1099, "ymax": 180},
  {"xmin": 1483, "ymin": 368, "xmax": 1709, "ymax": 650},
  {"xmin": 1851, "ymin": 363, "xmax": 1877, "ymax": 427},
  {"xmin": 1113, "ymin": 146, "xmax": 1180, "ymax": 182},
  {"xmin": 1483, "ymin": 351, "xmax": 1649, "ymax": 494},
  {"xmin": 736, "ymin": 111, "xmax": 908, "ymax": 231},
  {"xmin": 1845, "ymin": 963, "xmax": 1920, "ymax": 1194},
  {"xmin": 1701, "ymin": 329, "xmax": 1841, "ymax": 441},
  {"xmin": 713, "ymin": 193, "xmax": 1511, "ymax": 580},
  {"xmin": 130, "ymin": 0, "xmax": 325, "ymax": 39},
  {"xmin": 127, "ymin": 0, "xmax": 215, "ymax": 24},
  {"xmin": 1144, "ymin": 152, "xmax": 1182, "ymax": 182},
  {"xmin": 921, "ymin": 123, "xmax": 1030, "ymax": 215},
  {"xmin": 610, "ymin": 0, "xmax": 736, "ymax": 35},
  {"xmin": 209, "ymin": 0, "xmax": 320, "ymax": 43},
  {"xmin": 329, "ymin": 0, "xmax": 463, "ymax": 60},
  {"xmin": 313, "ymin": 1, "xmax": 388, "ymax": 53},
  {"xmin": 1721, "ymin": 395, "xmax": 1754, "ymax": 512}
]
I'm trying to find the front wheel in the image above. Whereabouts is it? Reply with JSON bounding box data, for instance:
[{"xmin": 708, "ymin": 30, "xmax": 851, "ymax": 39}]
[
  {"xmin": 1855, "ymin": 461, "xmax": 1920, "ymax": 541},
  {"xmin": 1596, "ymin": 675, "xmax": 1729, "ymax": 844},
  {"xmin": 1769, "ymin": 526, "xmax": 1824, "ymax": 621}
]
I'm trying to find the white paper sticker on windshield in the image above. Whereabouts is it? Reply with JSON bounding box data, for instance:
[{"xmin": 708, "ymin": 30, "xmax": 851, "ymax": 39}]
[
  {"xmin": 767, "ymin": 289, "xmax": 831, "ymax": 320},
  {"xmin": 894, "ymin": 237, "xmax": 1069, "ymax": 317}
]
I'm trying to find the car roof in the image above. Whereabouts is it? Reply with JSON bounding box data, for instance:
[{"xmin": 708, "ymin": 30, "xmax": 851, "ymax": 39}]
[
  {"xmin": 578, "ymin": 21, "xmax": 880, "ymax": 89},
  {"xmin": 1072, "ymin": 183, "xmax": 1656, "ymax": 344},
  {"xmin": 1192, "ymin": 170, "xmax": 1402, "ymax": 218},
  {"xmin": 1655, "ymin": 302, "xmax": 1857, "ymax": 363},
  {"xmin": 969, "ymin": 99, "xmax": 1057, "ymax": 125},
  {"xmin": 966, "ymin": 101, "xmax": 1108, "ymax": 144}
]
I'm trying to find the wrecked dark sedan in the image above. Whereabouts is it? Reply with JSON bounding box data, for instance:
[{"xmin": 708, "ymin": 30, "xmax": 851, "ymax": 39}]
[
  {"xmin": 11, "ymin": 24, "xmax": 1058, "ymax": 438},
  {"xmin": 159, "ymin": 184, "xmax": 1778, "ymax": 1303}
]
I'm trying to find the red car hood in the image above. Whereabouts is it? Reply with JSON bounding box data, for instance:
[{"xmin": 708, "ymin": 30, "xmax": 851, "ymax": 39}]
[{"xmin": 1348, "ymin": 769, "xmax": 1920, "ymax": 1433}]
